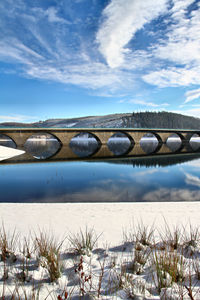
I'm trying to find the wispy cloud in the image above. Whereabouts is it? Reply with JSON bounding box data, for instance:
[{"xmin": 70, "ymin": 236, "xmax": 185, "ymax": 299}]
[
  {"xmin": 184, "ymin": 88, "xmax": 200, "ymax": 103},
  {"xmin": 186, "ymin": 159, "xmax": 200, "ymax": 168},
  {"xmin": 172, "ymin": 107, "xmax": 200, "ymax": 118},
  {"xmin": 118, "ymin": 98, "xmax": 169, "ymax": 108},
  {"xmin": 128, "ymin": 99, "xmax": 169, "ymax": 107},
  {"xmin": 0, "ymin": 0, "xmax": 141, "ymax": 92},
  {"xmin": 45, "ymin": 7, "xmax": 70, "ymax": 24},
  {"xmin": 128, "ymin": 99, "xmax": 159, "ymax": 107},
  {"xmin": 143, "ymin": 187, "xmax": 200, "ymax": 201},
  {"xmin": 96, "ymin": 0, "xmax": 168, "ymax": 68},
  {"xmin": 154, "ymin": 1, "xmax": 200, "ymax": 66},
  {"xmin": 0, "ymin": 115, "xmax": 38, "ymax": 123},
  {"xmin": 143, "ymin": 0, "xmax": 200, "ymax": 88},
  {"xmin": 184, "ymin": 171, "xmax": 200, "ymax": 187},
  {"xmin": 0, "ymin": 0, "xmax": 199, "ymax": 100},
  {"xmin": 143, "ymin": 67, "xmax": 200, "ymax": 88}
]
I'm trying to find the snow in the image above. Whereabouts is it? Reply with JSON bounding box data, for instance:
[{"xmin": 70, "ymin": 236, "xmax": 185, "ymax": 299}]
[
  {"xmin": 0, "ymin": 202, "xmax": 200, "ymax": 245},
  {"xmin": 0, "ymin": 145, "xmax": 25, "ymax": 161},
  {"xmin": 0, "ymin": 202, "xmax": 200, "ymax": 298},
  {"xmin": 65, "ymin": 122, "xmax": 77, "ymax": 127}
]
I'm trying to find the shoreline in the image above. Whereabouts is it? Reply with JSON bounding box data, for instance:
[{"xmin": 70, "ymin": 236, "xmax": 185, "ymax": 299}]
[{"xmin": 0, "ymin": 201, "xmax": 200, "ymax": 245}]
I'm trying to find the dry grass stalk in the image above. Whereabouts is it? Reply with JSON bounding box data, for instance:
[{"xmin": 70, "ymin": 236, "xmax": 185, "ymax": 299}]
[
  {"xmin": 68, "ymin": 227, "xmax": 101, "ymax": 255},
  {"xmin": 123, "ymin": 221, "xmax": 154, "ymax": 247},
  {"xmin": 0, "ymin": 224, "xmax": 18, "ymax": 262},
  {"xmin": 35, "ymin": 231, "xmax": 64, "ymax": 282},
  {"xmin": 160, "ymin": 222, "xmax": 183, "ymax": 251}
]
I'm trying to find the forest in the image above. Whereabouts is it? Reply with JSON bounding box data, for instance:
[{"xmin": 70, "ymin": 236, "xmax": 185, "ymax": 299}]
[{"xmin": 121, "ymin": 111, "xmax": 200, "ymax": 129}]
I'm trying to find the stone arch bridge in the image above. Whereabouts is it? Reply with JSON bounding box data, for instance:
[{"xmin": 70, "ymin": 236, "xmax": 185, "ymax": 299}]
[{"xmin": 0, "ymin": 128, "xmax": 200, "ymax": 162}]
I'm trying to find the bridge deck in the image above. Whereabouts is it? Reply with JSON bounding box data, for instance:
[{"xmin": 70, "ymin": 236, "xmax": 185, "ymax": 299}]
[{"xmin": 0, "ymin": 127, "xmax": 199, "ymax": 132}]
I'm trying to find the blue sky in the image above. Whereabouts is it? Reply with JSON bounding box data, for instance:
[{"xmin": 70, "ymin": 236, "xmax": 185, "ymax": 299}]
[{"xmin": 0, "ymin": 0, "xmax": 200, "ymax": 123}]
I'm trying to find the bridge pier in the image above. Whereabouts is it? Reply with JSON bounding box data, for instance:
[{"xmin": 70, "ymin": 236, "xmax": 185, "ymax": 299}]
[
  {"xmin": 51, "ymin": 131, "xmax": 76, "ymax": 146},
  {"xmin": 93, "ymin": 145, "xmax": 113, "ymax": 157},
  {"xmin": 91, "ymin": 131, "xmax": 115, "ymax": 144},
  {"xmin": 53, "ymin": 145, "xmax": 79, "ymax": 159},
  {"xmin": 128, "ymin": 144, "xmax": 146, "ymax": 156},
  {"xmin": 128, "ymin": 132, "xmax": 146, "ymax": 143},
  {"xmin": 4, "ymin": 131, "xmax": 32, "ymax": 149}
]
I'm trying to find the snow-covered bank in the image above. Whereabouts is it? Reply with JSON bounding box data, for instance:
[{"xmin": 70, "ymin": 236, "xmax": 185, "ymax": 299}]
[
  {"xmin": 0, "ymin": 202, "xmax": 200, "ymax": 245},
  {"xmin": 0, "ymin": 202, "xmax": 200, "ymax": 299},
  {"xmin": 0, "ymin": 145, "xmax": 24, "ymax": 161}
]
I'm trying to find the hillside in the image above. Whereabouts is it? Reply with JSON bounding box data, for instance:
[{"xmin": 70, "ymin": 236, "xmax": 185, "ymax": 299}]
[{"xmin": 1, "ymin": 111, "xmax": 200, "ymax": 129}]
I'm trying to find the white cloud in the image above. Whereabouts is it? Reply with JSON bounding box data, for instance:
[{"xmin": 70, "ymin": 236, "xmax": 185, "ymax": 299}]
[
  {"xmin": 172, "ymin": 108, "xmax": 200, "ymax": 119},
  {"xmin": 184, "ymin": 88, "xmax": 200, "ymax": 103},
  {"xmin": 0, "ymin": 0, "xmax": 199, "ymax": 96},
  {"xmin": 184, "ymin": 172, "xmax": 200, "ymax": 187},
  {"xmin": 143, "ymin": 0, "xmax": 200, "ymax": 88},
  {"xmin": 96, "ymin": 0, "xmax": 168, "ymax": 68},
  {"xmin": 127, "ymin": 99, "xmax": 169, "ymax": 107},
  {"xmin": 0, "ymin": 115, "xmax": 38, "ymax": 123},
  {"xmin": 154, "ymin": 5, "xmax": 200, "ymax": 66},
  {"xmin": 0, "ymin": 1, "xmax": 145, "ymax": 93},
  {"xmin": 120, "ymin": 50, "xmax": 152, "ymax": 71},
  {"xmin": 134, "ymin": 169, "xmax": 159, "ymax": 177},
  {"xmin": 25, "ymin": 61, "xmax": 138, "ymax": 90},
  {"xmin": 188, "ymin": 104, "xmax": 200, "ymax": 107},
  {"xmin": 45, "ymin": 7, "xmax": 69, "ymax": 24},
  {"xmin": 0, "ymin": 38, "xmax": 43, "ymax": 64},
  {"xmin": 186, "ymin": 159, "xmax": 200, "ymax": 168},
  {"xmin": 128, "ymin": 99, "xmax": 158, "ymax": 107},
  {"xmin": 143, "ymin": 67, "xmax": 200, "ymax": 87},
  {"xmin": 143, "ymin": 187, "xmax": 200, "ymax": 201},
  {"xmin": 171, "ymin": 0, "xmax": 195, "ymax": 18}
]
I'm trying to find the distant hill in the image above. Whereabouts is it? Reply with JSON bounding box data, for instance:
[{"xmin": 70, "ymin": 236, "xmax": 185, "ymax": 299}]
[{"xmin": 1, "ymin": 111, "xmax": 200, "ymax": 129}]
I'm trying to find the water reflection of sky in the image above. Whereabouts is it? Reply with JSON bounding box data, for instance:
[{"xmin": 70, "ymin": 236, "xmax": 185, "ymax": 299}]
[{"xmin": 1, "ymin": 157, "xmax": 200, "ymax": 202}]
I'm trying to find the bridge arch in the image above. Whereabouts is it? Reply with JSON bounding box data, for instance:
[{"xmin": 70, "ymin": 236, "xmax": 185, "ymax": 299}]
[
  {"xmin": 107, "ymin": 131, "xmax": 134, "ymax": 156},
  {"xmin": 140, "ymin": 132, "xmax": 162, "ymax": 154},
  {"xmin": 165, "ymin": 132, "xmax": 183, "ymax": 152},
  {"xmin": 174, "ymin": 131, "xmax": 186, "ymax": 142},
  {"xmin": 189, "ymin": 132, "xmax": 200, "ymax": 151},
  {"xmin": 24, "ymin": 132, "xmax": 62, "ymax": 160},
  {"xmin": 23, "ymin": 131, "xmax": 63, "ymax": 145},
  {"xmin": 0, "ymin": 133, "xmax": 17, "ymax": 149},
  {"xmin": 152, "ymin": 132, "xmax": 162, "ymax": 144},
  {"xmin": 69, "ymin": 131, "xmax": 101, "ymax": 157}
]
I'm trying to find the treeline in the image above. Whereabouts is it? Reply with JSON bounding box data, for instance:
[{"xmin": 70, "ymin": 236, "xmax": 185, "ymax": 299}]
[
  {"xmin": 122, "ymin": 111, "xmax": 200, "ymax": 129},
  {"xmin": 105, "ymin": 153, "xmax": 200, "ymax": 168},
  {"xmin": 1, "ymin": 111, "xmax": 200, "ymax": 130}
]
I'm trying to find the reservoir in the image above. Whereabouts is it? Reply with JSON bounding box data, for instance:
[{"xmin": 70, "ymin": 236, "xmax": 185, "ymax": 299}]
[{"xmin": 1, "ymin": 133, "xmax": 200, "ymax": 202}]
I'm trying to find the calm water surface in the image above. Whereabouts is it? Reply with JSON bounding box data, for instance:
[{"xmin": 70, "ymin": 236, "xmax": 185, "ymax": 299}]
[
  {"xmin": 1, "ymin": 136, "xmax": 200, "ymax": 202},
  {"xmin": 1, "ymin": 154, "xmax": 200, "ymax": 202}
]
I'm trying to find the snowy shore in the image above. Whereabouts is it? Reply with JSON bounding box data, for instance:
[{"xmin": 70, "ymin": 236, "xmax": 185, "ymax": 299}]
[
  {"xmin": 0, "ymin": 202, "xmax": 200, "ymax": 245},
  {"xmin": 0, "ymin": 145, "xmax": 24, "ymax": 161},
  {"xmin": 0, "ymin": 202, "xmax": 200, "ymax": 299}
]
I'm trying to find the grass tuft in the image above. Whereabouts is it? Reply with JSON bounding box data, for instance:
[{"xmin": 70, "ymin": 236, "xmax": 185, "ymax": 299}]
[
  {"xmin": 35, "ymin": 231, "xmax": 64, "ymax": 282},
  {"xmin": 123, "ymin": 221, "xmax": 154, "ymax": 246},
  {"xmin": 183, "ymin": 224, "xmax": 199, "ymax": 248},
  {"xmin": 152, "ymin": 249, "xmax": 186, "ymax": 293},
  {"xmin": 0, "ymin": 224, "xmax": 18, "ymax": 263},
  {"xmin": 0, "ymin": 222, "xmax": 199, "ymax": 299},
  {"xmin": 160, "ymin": 222, "xmax": 183, "ymax": 251},
  {"xmin": 68, "ymin": 227, "xmax": 101, "ymax": 255}
]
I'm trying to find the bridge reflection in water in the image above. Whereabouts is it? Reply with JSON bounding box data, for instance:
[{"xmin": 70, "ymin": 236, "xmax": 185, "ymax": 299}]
[{"xmin": 0, "ymin": 128, "xmax": 200, "ymax": 163}]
